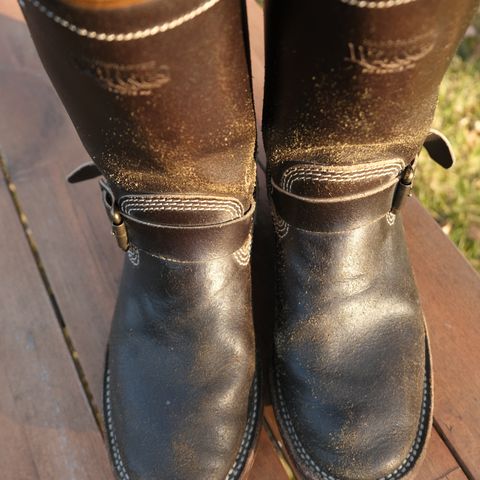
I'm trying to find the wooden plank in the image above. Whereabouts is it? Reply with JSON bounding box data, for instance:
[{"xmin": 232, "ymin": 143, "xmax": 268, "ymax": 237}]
[
  {"xmin": 0, "ymin": 171, "xmax": 114, "ymax": 479},
  {"xmin": 249, "ymin": 428, "xmax": 289, "ymax": 480},
  {"xmin": 2, "ymin": 0, "xmax": 478, "ymax": 476},
  {"xmin": 0, "ymin": 8, "xmax": 122, "ymax": 406},
  {"xmin": 404, "ymin": 198, "xmax": 480, "ymax": 478}
]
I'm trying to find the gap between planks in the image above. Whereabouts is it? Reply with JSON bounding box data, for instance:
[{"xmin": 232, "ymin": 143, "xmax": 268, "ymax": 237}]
[{"xmin": 0, "ymin": 151, "xmax": 104, "ymax": 437}]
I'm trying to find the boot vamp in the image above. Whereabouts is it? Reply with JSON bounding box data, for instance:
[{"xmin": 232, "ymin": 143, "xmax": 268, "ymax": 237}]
[
  {"xmin": 275, "ymin": 215, "xmax": 426, "ymax": 479},
  {"xmin": 107, "ymin": 251, "xmax": 255, "ymax": 480}
]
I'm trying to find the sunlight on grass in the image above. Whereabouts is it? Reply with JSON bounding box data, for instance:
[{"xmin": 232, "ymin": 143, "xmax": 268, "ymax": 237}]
[{"xmin": 415, "ymin": 15, "xmax": 480, "ymax": 271}]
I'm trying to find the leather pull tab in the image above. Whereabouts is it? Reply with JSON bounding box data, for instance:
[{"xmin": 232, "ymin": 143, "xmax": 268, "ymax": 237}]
[
  {"xmin": 67, "ymin": 162, "xmax": 101, "ymax": 183},
  {"xmin": 423, "ymin": 129, "xmax": 455, "ymax": 169}
]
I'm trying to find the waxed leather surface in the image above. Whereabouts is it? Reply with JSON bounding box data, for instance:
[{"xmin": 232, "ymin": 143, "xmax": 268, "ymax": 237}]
[
  {"xmin": 262, "ymin": 0, "xmax": 478, "ymax": 172},
  {"xmin": 271, "ymin": 177, "xmax": 398, "ymax": 233},
  {"xmin": 21, "ymin": 0, "xmax": 256, "ymax": 207},
  {"xmin": 272, "ymin": 213, "xmax": 429, "ymax": 480},
  {"xmin": 119, "ymin": 204, "xmax": 255, "ymax": 261},
  {"xmin": 106, "ymin": 247, "xmax": 258, "ymax": 480}
]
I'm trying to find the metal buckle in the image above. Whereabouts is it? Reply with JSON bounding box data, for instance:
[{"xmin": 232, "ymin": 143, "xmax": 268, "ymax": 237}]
[
  {"xmin": 391, "ymin": 162, "xmax": 416, "ymax": 214},
  {"xmin": 100, "ymin": 180, "xmax": 129, "ymax": 251}
]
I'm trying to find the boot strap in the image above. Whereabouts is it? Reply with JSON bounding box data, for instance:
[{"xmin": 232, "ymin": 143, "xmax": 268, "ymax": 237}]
[
  {"xmin": 67, "ymin": 166, "xmax": 254, "ymax": 261},
  {"xmin": 271, "ymin": 129, "xmax": 454, "ymax": 233}
]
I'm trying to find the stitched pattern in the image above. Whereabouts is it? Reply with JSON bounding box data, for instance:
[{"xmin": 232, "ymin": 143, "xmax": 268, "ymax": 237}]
[
  {"xmin": 127, "ymin": 246, "xmax": 140, "ymax": 266},
  {"xmin": 105, "ymin": 369, "xmax": 258, "ymax": 480},
  {"xmin": 226, "ymin": 375, "xmax": 259, "ymax": 480},
  {"xmin": 281, "ymin": 161, "xmax": 404, "ymax": 193},
  {"xmin": 386, "ymin": 212, "xmax": 396, "ymax": 226},
  {"xmin": 346, "ymin": 40, "xmax": 434, "ymax": 74},
  {"xmin": 275, "ymin": 368, "xmax": 429, "ymax": 480},
  {"xmin": 233, "ymin": 234, "xmax": 252, "ymax": 267},
  {"xmin": 105, "ymin": 370, "xmax": 131, "ymax": 480},
  {"xmin": 339, "ymin": 0, "xmax": 417, "ymax": 8},
  {"xmin": 21, "ymin": 0, "xmax": 222, "ymax": 41},
  {"xmin": 120, "ymin": 196, "xmax": 243, "ymax": 220},
  {"xmin": 272, "ymin": 209, "xmax": 289, "ymax": 240}
]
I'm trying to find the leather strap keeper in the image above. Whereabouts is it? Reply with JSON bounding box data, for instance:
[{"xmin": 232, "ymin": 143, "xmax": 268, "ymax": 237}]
[
  {"xmin": 271, "ymin": 177, "xmax": 399, "ymax": 233},
  {"xmin": 100, "ymin": 179, "xmax": 254, "ymax": 261}
]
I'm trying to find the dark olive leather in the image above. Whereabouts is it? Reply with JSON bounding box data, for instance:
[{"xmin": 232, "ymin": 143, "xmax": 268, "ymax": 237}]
[
  {"xmin": 21, "ymin": 0, "xmax": 256, "ymax": 207},
  {"xmin": 21, "ymin": 0, "xmax": 260, "ymax": 478},
  {"xmin": 262, "ymin": 1, "xmax": 476, "ymax": 478},
  {"xmin": 105, "ymin": 220, "xmax": 260, "ymax": 480},
  {"xmin": 269, "ymin": 166, "xmax": 432, "ymax": 480}
]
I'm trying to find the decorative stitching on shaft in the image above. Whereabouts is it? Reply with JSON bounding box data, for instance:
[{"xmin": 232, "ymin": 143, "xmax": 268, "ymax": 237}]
[
  {"xmin": 120, "ymin": 196, "xmax": 243, "ymax": 219},
  {"xmin": 21, "ymin": 0, "xmax": 222, "ymax": 41},
  {"xmin": 275, "ymin": 368, "xmax": 429, "ymax": 480},
  {"xmin": 338, "ymin": 0, "xmax": 417, "ymax": 8},
  {"xmin": 281, "ymin": 161, "xmax": 404, "ymax": 193}
]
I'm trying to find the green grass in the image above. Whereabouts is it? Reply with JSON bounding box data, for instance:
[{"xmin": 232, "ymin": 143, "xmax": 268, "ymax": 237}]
[{"xmin": 414, "ymin": 16, "xmax": 480, "ymax": 271}]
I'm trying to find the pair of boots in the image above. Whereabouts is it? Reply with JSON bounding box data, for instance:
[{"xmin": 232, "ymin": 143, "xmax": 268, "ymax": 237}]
[{"xmin": 21, "ymin": 0, "xmax": 476, "ymax": 478}]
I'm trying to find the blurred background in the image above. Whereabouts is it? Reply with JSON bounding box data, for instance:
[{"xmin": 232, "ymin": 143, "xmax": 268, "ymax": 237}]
[{"xmin": 415, "ymin": 11, "xmax": 480, "ymax": 271}]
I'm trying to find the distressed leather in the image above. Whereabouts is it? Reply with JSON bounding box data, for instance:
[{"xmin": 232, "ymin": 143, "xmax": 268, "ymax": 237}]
[
  {"xmin": 104, "ymin": 200, "xmax": 261, "ymax": 479},
  {"xmin": 262, "ymin": 0, "xmax": 477, "ymax": 477},
  {"xmin": 21, "ymin": 0, "xmax": 260, "ymax": 477},
  {"xmin": 269, "ymin": 164, "xmax": 432, "ymax": 480},
  {"xmin": 95, "ymin": 184, "xmax": 260, "ymax": 480}
]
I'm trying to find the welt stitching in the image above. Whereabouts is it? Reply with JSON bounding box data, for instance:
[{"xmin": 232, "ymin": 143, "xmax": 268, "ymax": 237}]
[
  {"xmin": 275, "ymin": 369, "xmax": 428, "ymax": 480},
  {"xmin": 21, "ymin": 0, "xmax": 222, "ymax": 41},
  {"xmin": 105, "ymin": 368, "xmax": 258, "ymax": 480},
  {"xmin": 105, "ymin": 370, "xmax": 130, "ymax": 480},
  {"xmin": 339, "ymin": 0, "xmax": 417, "ymax": 8},
  {"xmin": 226, "ymin": 375, "xmax": 259, "ymax": 479}
]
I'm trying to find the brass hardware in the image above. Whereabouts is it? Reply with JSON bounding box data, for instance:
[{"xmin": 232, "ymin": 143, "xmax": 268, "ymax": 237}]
[
  {"xmin": 391, "ymin": 164, "xmax": 415, "ymax": 214},
  {"xmin": 100, "ymin": 181, "xmax": 129, "ymax": 251}
]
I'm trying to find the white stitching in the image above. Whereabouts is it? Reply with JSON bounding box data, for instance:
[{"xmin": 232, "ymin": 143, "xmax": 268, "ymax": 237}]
[
  {"xmin": 281, "ymin": 162, "xmax": 404, "ymax": 192},
  {"xmin": 233, "ymin": 234, "xmax": 252, "ymax": 267},
  {"xmin": 226, "ymin": 375, "xmax": 259, "ymax": 479},
  {"xmin": 120, "ymin": 196, "xmax": 243, "ymax": 219},
  {"xmin": 272, "ymin": 209, "xmax": 289, "ymax": 240},
  {"xmin": 105, "ymin": 370, "xmax": 131, "ymax": 480},
  {"xmin": 127, "ymin": 246, "xmax": 140, "ymax": 266},
  {"xmin": 338, "ymin": 0, "xmax": 417, "ymax": 8},
  {"xmin": 275, "ymin": 368, "xmax": 429, "ymax": 480},
  {"xmin": 22, "ymin": 0, "xmax": 222, "ymax": 41},
  {"xmin": 386, "ymin": 212, "xmax": 396, "ymax": 226}
]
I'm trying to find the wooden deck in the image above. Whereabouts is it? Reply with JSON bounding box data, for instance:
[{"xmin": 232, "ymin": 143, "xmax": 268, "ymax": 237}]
[{"xmin": 0, "ymin": 0, "xmax": 479, "ymax": 478}]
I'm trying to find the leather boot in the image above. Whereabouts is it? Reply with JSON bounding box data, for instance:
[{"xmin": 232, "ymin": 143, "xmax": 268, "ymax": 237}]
[
  {"xmin": 21, "ymin": 0, "xmax": 261, "ymax": 478},
  {"xmin": 262, "ymin": 1, "xmax": 477, "ymax": 479}
]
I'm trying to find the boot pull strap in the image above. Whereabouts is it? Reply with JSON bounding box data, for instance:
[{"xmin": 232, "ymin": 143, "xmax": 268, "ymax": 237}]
[
  {"xmin": 423, "ymin": 128, "xmax": 455, "ymax": 169},
  {"xmin": 66, "ymin": 162, "xmax": 102, "ymax": 183},
  {"xmin": 392, "ymin": 128, "xmax": 455, "ymax": 213}
]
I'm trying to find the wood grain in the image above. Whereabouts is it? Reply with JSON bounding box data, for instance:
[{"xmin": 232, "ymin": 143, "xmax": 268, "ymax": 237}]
[
  {"xmin": 0, "ymin": 0, "xmax": 478, "ymax": 477},
  {"xmin": 0, "ymin": 8, "xmax": 122, "ymax": 406},
  {"xmin": 0, "ymin": 169, "xmax": 114, "ymax": 479},
  {"xmin": 404, "ymin": 198, "xmax": 480, "ymax": 478},
  {"xmin": 249, "ymin": 428, "xmax": 289, "ymax": 480}
]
